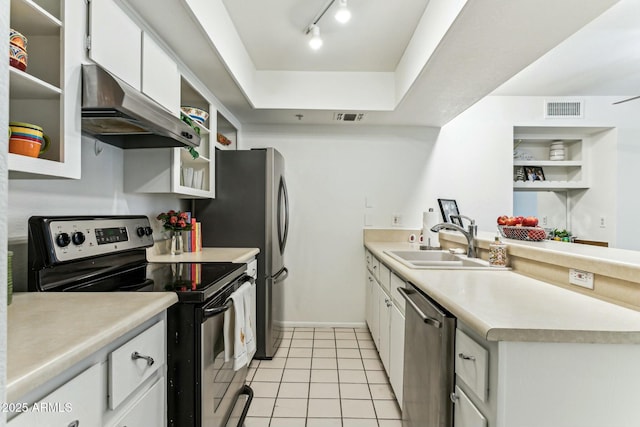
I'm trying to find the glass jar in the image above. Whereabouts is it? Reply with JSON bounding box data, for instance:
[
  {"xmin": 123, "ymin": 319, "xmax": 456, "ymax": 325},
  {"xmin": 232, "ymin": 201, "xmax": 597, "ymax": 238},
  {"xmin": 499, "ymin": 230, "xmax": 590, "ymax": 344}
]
[{"xmin": 171, "ymin": 231, "xmax": 184, "ymax": 255}]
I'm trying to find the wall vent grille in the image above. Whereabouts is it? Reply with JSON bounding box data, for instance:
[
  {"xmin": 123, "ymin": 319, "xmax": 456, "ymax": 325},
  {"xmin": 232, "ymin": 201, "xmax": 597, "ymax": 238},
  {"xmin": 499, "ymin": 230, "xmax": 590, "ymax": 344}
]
[
  {"xmin": 333, "ymin": 112, "xmax": 365, "ymax": 122},
  {"xmin": 544, "ymin": 100, "xmax": 584, "ymax": 118}
]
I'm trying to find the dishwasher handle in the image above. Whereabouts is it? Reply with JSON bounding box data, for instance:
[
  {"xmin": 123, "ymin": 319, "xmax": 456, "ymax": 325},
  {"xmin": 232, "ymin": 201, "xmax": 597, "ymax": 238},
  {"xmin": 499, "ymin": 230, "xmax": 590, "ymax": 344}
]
[{"xmin": 397, "ymin": 287, "xmax": 442, "ymax": 328}]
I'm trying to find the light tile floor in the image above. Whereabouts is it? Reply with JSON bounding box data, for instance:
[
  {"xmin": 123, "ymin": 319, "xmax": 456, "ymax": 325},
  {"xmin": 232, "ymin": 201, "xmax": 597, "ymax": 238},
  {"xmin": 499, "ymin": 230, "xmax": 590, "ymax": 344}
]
[{"xmin": 244, "ymin": 327, "xmax": 402, "ymax": 427}]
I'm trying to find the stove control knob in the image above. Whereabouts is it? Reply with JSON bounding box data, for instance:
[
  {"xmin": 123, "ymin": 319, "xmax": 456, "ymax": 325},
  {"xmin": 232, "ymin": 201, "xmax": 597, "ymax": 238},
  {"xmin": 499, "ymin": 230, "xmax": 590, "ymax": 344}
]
[
  {"xmin": 144, "ymin": 226, "xmax": 153, "ymax": 236},
  {"xmin": 56, "ymin": 232, "xmax": 71, "ymax": 247},
  {"xmin": 72, "ymin": 231, "xmax": 86, "ymax": 245},
  {"xmin": 136, "ymin": 227, "xmax": 146, "ymax": 237}
]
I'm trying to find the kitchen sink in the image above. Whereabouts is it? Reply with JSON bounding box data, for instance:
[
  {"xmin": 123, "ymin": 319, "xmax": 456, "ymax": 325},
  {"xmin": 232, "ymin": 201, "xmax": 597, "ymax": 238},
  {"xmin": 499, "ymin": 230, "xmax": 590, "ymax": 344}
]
[{"xmin": 384, "ymin": 250, "xmax": 509, "ymax": 270}]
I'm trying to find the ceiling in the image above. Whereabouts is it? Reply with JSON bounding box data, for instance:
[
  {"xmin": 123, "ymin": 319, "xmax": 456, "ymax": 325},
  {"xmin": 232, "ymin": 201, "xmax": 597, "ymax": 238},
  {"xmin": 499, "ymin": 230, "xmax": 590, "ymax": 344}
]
[
  {"xmin": 220, "ymin": 0, "xmax": 429, "ymax": 72},
  {"xmin": 492, "ymin": 0, "xmax": 640, "ymax": 100},
  {"xmin": 124, "ymin": 0, "xmax": 630, "ymax": 127}
]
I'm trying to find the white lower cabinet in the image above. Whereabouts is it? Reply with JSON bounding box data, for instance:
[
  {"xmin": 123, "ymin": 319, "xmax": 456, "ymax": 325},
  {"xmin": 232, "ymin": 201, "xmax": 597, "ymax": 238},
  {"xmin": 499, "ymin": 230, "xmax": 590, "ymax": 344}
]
[
  {"xmin": 378, "ymin": 286, "xmax": 391, "ymax": 372},
  {"xmin": 109, "ymin": 320, "xmax": 165, "ymax": 409},
  {"xmin": 389, "ymin": 303, "xmax": 405, "ymax": 404},
  {"xmin": 365, "ymin": 253, "xmax": 405, "ymax": 406},
  {"xmin": 7, "ymin": 363, "xmax": 102, "ymax": 426},
  {"xmin": 7, "ymin": 317, "xmax": 167, "ymax": 426},
  {"xmin": 111, "ymin": 377, "xmax": 165, "ymax": 427},
  {"xmin": 453, "ymin": 386, "xmax": 487, "ymax": 427},
  {"xmin": 365, "ymin": 271, "xmax": 375, "ymax": 338},
  {"xmin": 370, "ymin": 275, "xmax": 380, "ymax": 351},
  {"xmin": 7, "ymin": 364, "xmax": 102, "ymax": 427}
]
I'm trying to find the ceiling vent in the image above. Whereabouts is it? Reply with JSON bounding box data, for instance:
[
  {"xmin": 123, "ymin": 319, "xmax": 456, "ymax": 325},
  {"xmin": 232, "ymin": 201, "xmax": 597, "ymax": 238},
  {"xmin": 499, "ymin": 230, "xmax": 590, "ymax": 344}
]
[
  {"xmin": 333, "ymin": 112, "xmax": 365, "ymax": 122},
  {"xmin": 544, "ymin": 100, "xmax": 584, "ymax": 119}
]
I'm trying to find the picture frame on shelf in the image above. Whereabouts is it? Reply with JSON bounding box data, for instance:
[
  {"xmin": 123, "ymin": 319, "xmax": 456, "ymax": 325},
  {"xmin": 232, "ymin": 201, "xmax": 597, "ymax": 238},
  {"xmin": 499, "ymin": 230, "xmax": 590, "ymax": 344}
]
[
  {"xmin": 525, "ymin": 166, "xmax": 545, "ymax": 181},
  {"xmin": 437, "ymin": 198, "xmax": 462, "ymax": 226},
  {"xmin": 514, "ymin": 166, "xmax": 526, "ymax": 181}
]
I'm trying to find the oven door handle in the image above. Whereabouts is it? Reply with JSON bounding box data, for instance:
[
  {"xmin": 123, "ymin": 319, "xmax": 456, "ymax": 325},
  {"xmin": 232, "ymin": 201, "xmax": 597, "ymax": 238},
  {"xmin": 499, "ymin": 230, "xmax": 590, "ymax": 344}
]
[
  {"xmin": 240, "ymin": 274, "xmax": 255, "ymax": 285},
  {"xmin": 202, "ymin": 275, "xmax": 253, "ymax": 319},
  {"xmin": 203, "ymin": 299, "xmax": 233, "ymax": 319}
]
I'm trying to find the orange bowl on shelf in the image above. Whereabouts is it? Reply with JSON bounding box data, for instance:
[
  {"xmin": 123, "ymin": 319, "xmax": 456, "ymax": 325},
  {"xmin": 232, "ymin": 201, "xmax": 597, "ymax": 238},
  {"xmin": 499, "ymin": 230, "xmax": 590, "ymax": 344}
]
[
  {"xmin": 9, "ymin": 28, "xmax": 28, "ymax": 50},
  {"xmin": 8, "ymin": 121, "xmax": 51, "ymax": 157},
  {"xmin": 9, "ymin": 137, "xmax": 43, "ymax": 157}
]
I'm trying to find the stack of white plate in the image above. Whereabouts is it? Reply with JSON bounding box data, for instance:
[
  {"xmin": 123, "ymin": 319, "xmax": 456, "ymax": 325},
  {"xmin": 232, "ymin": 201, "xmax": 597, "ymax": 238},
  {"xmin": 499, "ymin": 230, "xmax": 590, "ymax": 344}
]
[{"xmin": 549, "ymin": 140, "xmax": 565, "ymax": 160}]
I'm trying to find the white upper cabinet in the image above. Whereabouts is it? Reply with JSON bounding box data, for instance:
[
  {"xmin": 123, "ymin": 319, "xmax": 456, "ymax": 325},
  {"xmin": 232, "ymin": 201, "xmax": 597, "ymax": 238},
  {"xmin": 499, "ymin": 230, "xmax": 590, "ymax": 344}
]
[
  {"xmin": 88, "ymin": 0, "xmax": 181, "ymax": 115},
  {"xmin": 8, "ymin": 0, "xmax": 83, "ymax": 179},
  {"xmin": 142, "ymin": 33, "xmax": 180, "ymax": 115},
  {"xmin": 88, "ymin": 0, "xmax": 142, "ymax": 89}
]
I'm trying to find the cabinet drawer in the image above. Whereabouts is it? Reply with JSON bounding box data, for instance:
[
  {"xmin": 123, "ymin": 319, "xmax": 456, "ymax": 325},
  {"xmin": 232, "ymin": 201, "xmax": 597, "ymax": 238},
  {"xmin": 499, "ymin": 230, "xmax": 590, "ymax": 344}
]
[
  {"xmin": 390, "ymin": 273, "xmax": 406, "ymax": 313},
  {"xmin": 38, "ymin": 363, "xmax": 103, "ymax": 426},
  {"xmin": 371, "ymin": 257, "xmax": 380, "ymax": 279},
  {"xmin": 365, "ymin": 250, "xmax": 372, "ymax": 270},
  {"xmin": 109, "ymin": 320, "xmax": 165, "ymax": 409},
  {"xmin": 111, "ymin": 377, "xmax": 165, "ymax": 427},
  {"xmin": 378, "ymin": 262, "xmax": 391, "ymax": 293},
  {"xmin": 453, "ymin": 385, "xmax": 487, "ymax": 427},
  {"xmin": 455, "ymin": 329, "xmax": 489, "ymax": 402}
]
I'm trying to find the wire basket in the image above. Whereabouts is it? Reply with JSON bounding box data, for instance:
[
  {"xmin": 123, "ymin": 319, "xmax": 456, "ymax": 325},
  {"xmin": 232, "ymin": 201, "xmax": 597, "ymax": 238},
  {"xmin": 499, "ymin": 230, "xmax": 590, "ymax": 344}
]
[{"xmin": 497, "ymin": 225, "xmax": 547, "ymax": 241}]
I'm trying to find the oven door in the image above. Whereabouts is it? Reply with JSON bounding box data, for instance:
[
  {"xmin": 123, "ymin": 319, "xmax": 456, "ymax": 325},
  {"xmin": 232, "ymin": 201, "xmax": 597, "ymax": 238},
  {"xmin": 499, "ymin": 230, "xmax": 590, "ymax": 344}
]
[{"xmin": 200, "ymin": 298, "xmax": 248, "ymax": 427}]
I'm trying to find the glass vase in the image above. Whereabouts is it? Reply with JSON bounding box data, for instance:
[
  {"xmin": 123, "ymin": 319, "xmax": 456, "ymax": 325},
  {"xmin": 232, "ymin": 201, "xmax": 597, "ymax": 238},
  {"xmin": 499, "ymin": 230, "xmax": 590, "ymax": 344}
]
[{"xmin": 171, "ymin": 231, "xmax": 183, "ymax": 255}]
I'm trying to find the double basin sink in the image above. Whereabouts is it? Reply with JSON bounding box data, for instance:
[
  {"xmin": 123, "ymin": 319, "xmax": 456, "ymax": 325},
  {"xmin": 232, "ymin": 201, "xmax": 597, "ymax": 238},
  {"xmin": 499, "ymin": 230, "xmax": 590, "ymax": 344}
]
[{"xmin": 384, "ymin": 250, "xmax": 509, "ymax": 270}]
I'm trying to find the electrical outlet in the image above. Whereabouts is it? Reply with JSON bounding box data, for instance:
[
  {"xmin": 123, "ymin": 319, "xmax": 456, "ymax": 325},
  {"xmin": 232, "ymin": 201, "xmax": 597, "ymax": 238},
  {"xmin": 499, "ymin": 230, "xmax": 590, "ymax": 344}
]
[
  {"xmin": 569, "ymin": 268, "xmax": 594, "ymax": 289},
  {"xmin": 542, "ymin": 216, "xmax": 548, "ymax": 226},
  {"xmin": 392, "ymin": 214, "xmax": 402, "ymax": 226},
  {"xmin": 599, "ymin": 216, "xmax": 606, "ymax": 228}
]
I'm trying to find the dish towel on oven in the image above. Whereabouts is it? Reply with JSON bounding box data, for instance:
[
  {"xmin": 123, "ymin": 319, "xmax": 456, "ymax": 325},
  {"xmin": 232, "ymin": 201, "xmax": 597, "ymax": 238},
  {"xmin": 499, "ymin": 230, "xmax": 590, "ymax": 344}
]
[
  {"xmin": 242, "ymin": 281, "xmax": 256, "ymax": 361},
  {"xmin": 223, "ymin": 285, "xmax": 249, "ymax": 371}
]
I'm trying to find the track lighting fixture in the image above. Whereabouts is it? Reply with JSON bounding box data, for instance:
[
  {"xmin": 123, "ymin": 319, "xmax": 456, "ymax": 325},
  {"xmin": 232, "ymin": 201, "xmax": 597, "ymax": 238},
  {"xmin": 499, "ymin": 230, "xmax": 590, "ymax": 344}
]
[
  {"xmin": 304, "ymin": 0, "xmax": 353, "ymax": 50},
  {"xmin": 335, "ymin": 0, "xmax": 351, "ymax": 24},
  {"xmin": 308, "ymin": 24, "xmax": 323, "ymax": 50}
]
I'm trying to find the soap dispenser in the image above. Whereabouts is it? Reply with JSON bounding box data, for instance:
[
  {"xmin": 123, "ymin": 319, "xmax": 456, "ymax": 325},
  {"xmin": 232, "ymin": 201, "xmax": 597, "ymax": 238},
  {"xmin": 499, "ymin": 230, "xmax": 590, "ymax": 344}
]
[{"xmin": 489, "ymin": 235, "xmax": 508, "ymax": 267}]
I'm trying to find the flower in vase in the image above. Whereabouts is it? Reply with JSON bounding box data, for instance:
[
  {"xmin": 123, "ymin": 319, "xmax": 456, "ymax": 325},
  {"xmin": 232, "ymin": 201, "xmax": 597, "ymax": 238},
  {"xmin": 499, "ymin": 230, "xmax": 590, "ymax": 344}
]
[{"xmin": 156, "ymin": 210, "xmax": 193, "ymax": 232}]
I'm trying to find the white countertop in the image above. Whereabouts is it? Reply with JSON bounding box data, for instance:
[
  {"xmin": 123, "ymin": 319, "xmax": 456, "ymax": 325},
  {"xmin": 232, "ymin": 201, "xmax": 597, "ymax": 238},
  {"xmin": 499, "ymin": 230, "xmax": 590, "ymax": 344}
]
[
  {"xmin": 146, "ymin": 247, "xmax": 259, "ymax": 263},
  {"xmin": 7, "ymin": 292, "xmax": 177, "ymax": 402},
  {"xmin": 366, "ymin": 241, "xmax": 640, "ymax": 344}
]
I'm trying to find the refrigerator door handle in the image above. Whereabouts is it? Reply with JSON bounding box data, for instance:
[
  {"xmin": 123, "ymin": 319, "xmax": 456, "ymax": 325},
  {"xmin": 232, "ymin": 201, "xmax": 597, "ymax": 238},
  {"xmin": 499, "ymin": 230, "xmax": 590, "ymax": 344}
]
[
  {"xmin": 272, "ymin": 267, "xmax": 289, "ymax": 284},
  {"xmin": 277, "ymin": 176, "xmax": 289, "ymax": 254}
]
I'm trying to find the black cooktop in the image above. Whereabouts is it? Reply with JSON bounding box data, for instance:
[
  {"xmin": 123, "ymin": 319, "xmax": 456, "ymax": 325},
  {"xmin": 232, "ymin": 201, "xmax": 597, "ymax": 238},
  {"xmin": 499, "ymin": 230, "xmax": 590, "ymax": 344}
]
[{"xmin": 146, "ymin": 262, "xmax": 246, "ymax": 303}]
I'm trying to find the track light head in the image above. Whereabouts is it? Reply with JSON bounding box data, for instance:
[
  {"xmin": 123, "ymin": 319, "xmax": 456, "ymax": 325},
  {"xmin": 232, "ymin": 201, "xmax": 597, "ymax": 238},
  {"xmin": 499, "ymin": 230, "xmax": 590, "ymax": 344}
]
[
  {"xmin": 335, "ymin": 0, "xmax": 351, "ymax": 24},
  {"xmin": 308, "ymin": 24, "xmax": 323, "ymax": 50}
]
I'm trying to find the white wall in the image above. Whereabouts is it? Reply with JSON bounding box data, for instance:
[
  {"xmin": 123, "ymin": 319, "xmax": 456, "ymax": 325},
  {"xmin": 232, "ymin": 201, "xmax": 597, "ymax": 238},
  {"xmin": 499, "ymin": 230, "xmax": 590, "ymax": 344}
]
[
  {"xmin": 239, "ymin": 118, "xmax": 514, "ymax": 325},
  {"xmin": 240, "ymin": 125, "xmax": 440, "ymax": 325},
  {"xmin": 8, "ymin": 137, "xmax": 187, "ymax": 289}
]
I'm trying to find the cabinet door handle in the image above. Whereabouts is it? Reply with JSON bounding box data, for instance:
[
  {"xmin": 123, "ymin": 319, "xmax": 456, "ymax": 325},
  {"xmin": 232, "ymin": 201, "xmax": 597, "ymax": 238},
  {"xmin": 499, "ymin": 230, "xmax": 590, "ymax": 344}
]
[
  {"xmin": 450, "ymin": 392, "xmax": 459, "ymax": 403},
  {"xmin": 131, "ymin": 351, "xmax": 155, "ymax": 366},
  {"xmin": 458, "ymin": 352, "xmax": 476, "ymax": 361},
  {"xmin": 68, "ymin": 421, "xmax": 80, "ymax": 427}
]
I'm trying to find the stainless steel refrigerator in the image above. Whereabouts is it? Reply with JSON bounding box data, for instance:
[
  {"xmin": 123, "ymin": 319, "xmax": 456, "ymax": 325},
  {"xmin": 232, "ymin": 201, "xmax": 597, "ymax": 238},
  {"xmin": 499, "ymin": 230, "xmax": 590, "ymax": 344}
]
[{"xmin": 194, "ymin": 148, "xmax": 289, "ymax": 359}]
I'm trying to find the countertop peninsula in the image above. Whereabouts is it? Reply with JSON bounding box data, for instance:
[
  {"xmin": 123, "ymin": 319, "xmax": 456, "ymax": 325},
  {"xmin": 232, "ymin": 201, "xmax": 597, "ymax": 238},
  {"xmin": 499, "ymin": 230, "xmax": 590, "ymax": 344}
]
[{"xmin": 365, "ymin": 240, "xmax": 640, "ymax": 344}]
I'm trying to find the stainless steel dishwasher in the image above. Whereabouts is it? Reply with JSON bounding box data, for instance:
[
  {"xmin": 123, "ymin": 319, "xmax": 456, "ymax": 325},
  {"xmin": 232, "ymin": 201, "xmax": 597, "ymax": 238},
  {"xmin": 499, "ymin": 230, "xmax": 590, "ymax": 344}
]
[{"xmin": 398, "ymin": 284, "xmax": 456, "ymax": 427}]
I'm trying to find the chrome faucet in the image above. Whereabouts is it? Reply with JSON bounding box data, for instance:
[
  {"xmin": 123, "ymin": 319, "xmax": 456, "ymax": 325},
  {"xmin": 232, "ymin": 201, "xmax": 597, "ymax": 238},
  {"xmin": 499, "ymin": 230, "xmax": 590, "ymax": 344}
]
[{"xmin": 430, "ymin": 215, "xmax": 478, "ymax": 258}]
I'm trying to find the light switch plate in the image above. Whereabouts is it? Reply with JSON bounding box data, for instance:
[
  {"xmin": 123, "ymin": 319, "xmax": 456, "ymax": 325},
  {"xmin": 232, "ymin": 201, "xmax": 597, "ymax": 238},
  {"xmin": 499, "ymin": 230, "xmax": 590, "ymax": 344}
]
[{"xmin": 569, "ymin": 268, "xmax": 594, "ymax": 289}]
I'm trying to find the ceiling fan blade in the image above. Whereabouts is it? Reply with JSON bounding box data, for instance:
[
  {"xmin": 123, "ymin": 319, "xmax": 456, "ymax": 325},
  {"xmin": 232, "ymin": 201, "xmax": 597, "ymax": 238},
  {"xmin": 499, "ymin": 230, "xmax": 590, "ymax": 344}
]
[{"xmin": 613, "ymin": 95, "xmax": 640, "ymax": 105}]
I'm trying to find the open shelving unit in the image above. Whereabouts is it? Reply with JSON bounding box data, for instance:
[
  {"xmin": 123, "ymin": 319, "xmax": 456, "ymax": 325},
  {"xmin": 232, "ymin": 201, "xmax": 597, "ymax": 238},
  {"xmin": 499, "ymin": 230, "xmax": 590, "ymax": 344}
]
[
  {"xmin": 513, "ymin": 127, "xmax": 593, "ymax": 191},
  {"xmin": 8, "ymin": 0, "xmax": 82, "ymax": 179}
]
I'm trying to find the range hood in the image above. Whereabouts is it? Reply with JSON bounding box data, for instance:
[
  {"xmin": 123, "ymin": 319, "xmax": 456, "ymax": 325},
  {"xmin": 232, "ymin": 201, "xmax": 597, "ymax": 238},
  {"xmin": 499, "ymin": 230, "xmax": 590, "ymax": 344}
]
[{"xmin": 81, "ymin": 64, "xmax": 200, "ymax": 149}]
